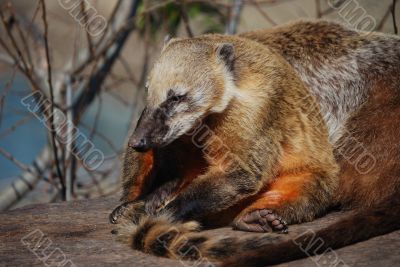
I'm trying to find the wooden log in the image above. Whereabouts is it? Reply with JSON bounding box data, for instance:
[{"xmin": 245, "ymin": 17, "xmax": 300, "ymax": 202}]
[{"xmin": 0, "ymin": 197, "xmax": 398, "ymax": 266}]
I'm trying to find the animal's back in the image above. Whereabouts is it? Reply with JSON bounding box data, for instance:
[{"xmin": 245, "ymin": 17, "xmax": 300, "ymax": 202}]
[{"xmin": 240, "ymin": 20, "xmax": 400, "ymax": 144}]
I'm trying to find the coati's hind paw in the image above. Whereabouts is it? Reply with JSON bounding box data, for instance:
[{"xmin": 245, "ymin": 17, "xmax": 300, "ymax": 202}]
[
  {"xmin": 109, "ymin": 201, "xmax": 146, "ymax": 224},
  {"xmin": 233, "ymin": 209, "xmax": 288, "ymax": 233}
]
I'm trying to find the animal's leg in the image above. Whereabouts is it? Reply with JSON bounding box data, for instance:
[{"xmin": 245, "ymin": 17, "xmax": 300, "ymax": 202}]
[
  {"xmin": 121, "ymin": 149, "xmax": 155, "ymax": 202},
  {"xmin": 161, "ymin": 167, "xmax": 264, "ymax": 221},
  {"xmin": 110, "ymin": 149, "xmax": 156, "ymax": 224},
  {"xmin": 110, "ymin": 201, "xmax": 146, "ymax": 224},
  {"xmin": 110, "ymin": 179, "xmax": 180, "ymax": 224},
  {"xmin": 233, "ymin": 171, "xmax": 333, "ymax": 233}
]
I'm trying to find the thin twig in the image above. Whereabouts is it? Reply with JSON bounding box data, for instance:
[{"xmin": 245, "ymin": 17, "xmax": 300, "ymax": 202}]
[
  {"xmin": 226, "ymin": 0, "xmax": 244, "ymax": 34},
  {"xmin": 95, "ymin": 0, "xmax": 123, "ymax": 48},
  {"xmin": 319, "ymin": 0, "xmax": 346, "ymax": 17},
  {"xmin": 40, "ymin": 0, "xmax": 66, "ymax": 197},
  {"xmin": 105, "ymin": 89, "xmax": 131, "ymax": 106},
  {"xmin": 80, "ymin": 0, "xmax": 95, "ymax": 58},
  {"xmin": 80, "ymin": 122, "xmax": 119, "ymax": 154},
  {"xmin": 118, "ymin": 57, "xmax": 139, "ymax": 85},
  {"xmin": 71, "ymin": 15, "xmax": 135, "ymax": 76},
  {"xmin": 89, "ymin": 94, "xmax": 102, "ymax": 141},
  {"xmin": 249, "ymin": 0, "xmax": 277, "ymax": 26},
  {"xmin": 180, "ymin": 0, "xmax": 194, "ymax": 37},
  {"xmin": 0, "ymin": 65, "xmax": 17, "ymax": 126},
  {"xmin": 0, "ymin": 115, "xmax": 34, "ymax": 139},
  {"xmin": 0, "ymin": 9, "xmax": 30, "ymax": 73},
  {"xmin": 0, "ymin": 147, "xmax": 31, "ymax": 173},
  {"xmin": 378, "ymin": 3, "xmax": 395, "ymax": 31},
  {"xmin": 315, "ymin": 0, "xmax": 321, "ymax": 18},
  {"xmin": 0, "ymin": 25, "xmax": 47, "ymax": 110},
  {"xmin": 72, "ymin": 0, "xmax": 142, "ymax": 123},
  {"xmin": 6, "ymin": 6, "xmax": 34, "ymax": 70},
  {"xmin": 392, "ymin": 0, "xmax": 398, "ymax": 34},
  {"xmin": 65, "ymin": 76, "xmax": 73, "ymax": 201}
]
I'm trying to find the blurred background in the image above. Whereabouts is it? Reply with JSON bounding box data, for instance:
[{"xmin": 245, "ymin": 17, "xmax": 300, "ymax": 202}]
[{"xmin": 0, "ymin": 0, "xmax": 398, "ymax": 210}]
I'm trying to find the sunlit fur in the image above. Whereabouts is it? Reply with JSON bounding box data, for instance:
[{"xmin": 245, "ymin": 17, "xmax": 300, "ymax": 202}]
[
  {"xmin": 114, "ymin": 20, "xmax": 400, "ymax": 266},
  {"xmin": 115, "ymin": 25, "xmax": 340, "ymax": 262},
  {"xmin": 144, "ymin": 40, "xmax": 238, "ymax": 146}
]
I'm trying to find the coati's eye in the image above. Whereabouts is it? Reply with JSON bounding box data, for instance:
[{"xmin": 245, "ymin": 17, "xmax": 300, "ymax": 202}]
[
  {"xmin": 169, "ymin": 94, "xmax": 186, "ymax": 103},
  {"xmin": 167, "ymin": 89, "xmax": 186, "ymax": 103}
]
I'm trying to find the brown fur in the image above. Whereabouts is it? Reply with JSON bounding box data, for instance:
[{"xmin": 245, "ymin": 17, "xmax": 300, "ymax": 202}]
[
  {"xmin": 113, "ymin": 33, "xmax": 339, "ymax": 222},
  {"xmin": 240, "ymin": 20, "xmax": 400, "ymax": 211},
  {"xmin": 111, "ymin": 20, "xmax": 400, "ymax": 265}
]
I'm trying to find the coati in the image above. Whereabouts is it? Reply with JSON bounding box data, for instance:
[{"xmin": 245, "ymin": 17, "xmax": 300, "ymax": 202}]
[{"xmin": 110, "ymin": 20, "xmax": 400, "ymax": 265}]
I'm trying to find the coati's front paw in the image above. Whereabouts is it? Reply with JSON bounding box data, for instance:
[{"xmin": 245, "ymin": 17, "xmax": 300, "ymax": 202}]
[
  {"xmin": 109, "ymin": 201, "xmax": 146, "ymax": 224},
  {"xmin": 143, "ymin": 180, "xmax": 181, "ymax": 214},
  {"xmin": 233, "ymin": 209, "xmax": 288, "ymax": 233}
]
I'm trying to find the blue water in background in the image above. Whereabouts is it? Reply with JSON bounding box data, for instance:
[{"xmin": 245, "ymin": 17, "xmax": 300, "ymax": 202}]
[
  {"xmin": 0, "ymin": 76, "xmax": 46, "ymax": 181},
  {"xmin": 0, "ymin": 74, "xmax": 132, "ymax": 187}
]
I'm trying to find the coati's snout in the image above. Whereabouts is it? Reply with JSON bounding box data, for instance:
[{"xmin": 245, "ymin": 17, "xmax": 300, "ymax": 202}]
[
  {"xmin": 128, "ymin": 107, "xmax": 169, "ymax": 152},
  {"xmin": 128, "ymin": 109, "xmax": 151, "ymax": 152}
]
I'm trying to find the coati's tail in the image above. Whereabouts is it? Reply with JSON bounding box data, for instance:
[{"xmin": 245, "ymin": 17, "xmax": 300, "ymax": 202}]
[
  {"xmin": 115, "ymin": 211, "xmax": 283, "ymax": 263},
  {"xmin": 116, "ymin": 203, "xmax": 400, "ymax": 266},
  {"xmin": 223, "ymin": 202, "xmax": 400, "ymax": 266}
]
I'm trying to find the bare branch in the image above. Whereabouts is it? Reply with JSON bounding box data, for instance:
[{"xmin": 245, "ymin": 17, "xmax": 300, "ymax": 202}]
[
  {"xmin": 6, "ymin": 6, "xmax": 34, "ymax": 70},
  {"xmin": 39, "ymin": 0, "xmax": 66, "ymax": 196},
  {"xmin": 393, "ymin": 0, "xmax": 398, "ymax": 34},
  {"xmin": 378, "ymin": 2, "xmax": 395, "ymax": 31},
  {"xmin": 95, "ymin": 0, "xmax": 124, "ymax": 48},
  {"xmin": 0, "ymin": 114, "xmax": 34, "ymax": 139},
  {"xmin": 0, "ymin": 146, "xmax": 31, "ymax": 173},
  {"xmin": 319, "ymin": 0, "xmax": 346, "ymax": 17},
  {"xmin": 0, "ymin": 65, "xmax": 17, "ymax": 126},
  {"xmin": 72, "ymin": 0, "xmax": 142, "ymax": 123},
  {"xmin": 88, "ymin": 94, "xmax": 102, "ymax": 141},
  {"xmin": 180, "ymin": 0, "xmax": 194, "ymax": 37},
  {"xmin": 315, "ymin": 0, "xmax": 321, "ymax": 18},
  {"xmin": 248, "ymin": 0, "xmax": 277, "ymax": 26},
  {"xmin": 0, "ymin": 9, "xmax": 30, "ymax": 73},
  {"xmin": 80, "ymin": 0, "xmax": 95, "ymax": 58},
  {"xmin": 226, "ymin": 0, "xmax": 244, "ymax": 34},
  {"xmin": 0, "ymin": 148, "xmax": 51, "ymax": 211},
  {"xmin": 118, "ymin": 57, "xmax": 139, "ymax": 85},
  {"xmin": 80, "ymin": 122, "xmax": 119, "ymax": 154},
  {"xmin": 105, "ymin": 89, "xmax": 131, "ymax": 107},
  {"xmin": 64, "ymin": 76, "xmax": 74, "ymax": 201}
]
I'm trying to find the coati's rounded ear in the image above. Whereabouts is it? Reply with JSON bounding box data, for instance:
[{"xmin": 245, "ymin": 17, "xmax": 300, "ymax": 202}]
[
  {"xmin": 161, "ymin": 35, "xmax": 173, "ymax": 52},
  {"xmin": 162, "ymin": 35, "xmax": 181, "ymax": 51},
  {"xmin": 215, "ymin": 43, "xmax": 235, "ymax": 71},
  {"xmin": 164, "ymin": 34, "xmax": 172, "ymax": 46}
]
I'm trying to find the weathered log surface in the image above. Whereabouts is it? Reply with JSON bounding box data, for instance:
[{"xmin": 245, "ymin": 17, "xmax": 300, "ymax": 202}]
[{"xmin": 0, "ymin": 197, "xmax": 398, "ymax": 267}]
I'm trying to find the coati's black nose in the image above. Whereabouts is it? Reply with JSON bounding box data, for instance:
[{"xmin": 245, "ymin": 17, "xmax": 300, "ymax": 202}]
[{"xmin": 128, "ymin": 138, "xmax": 149, "ymax": 152}]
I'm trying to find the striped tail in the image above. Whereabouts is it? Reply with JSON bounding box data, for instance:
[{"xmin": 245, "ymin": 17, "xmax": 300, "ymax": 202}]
[
  {"xmin": 116, "ymin": 203, "xmax": 400, "ymax": 266},
  {"xmin": 115, "ymin": 211, "xmax": 289, "ymax": 263}
]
